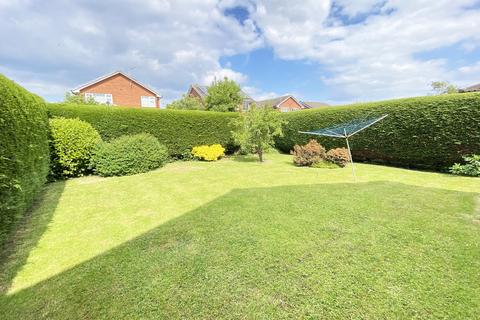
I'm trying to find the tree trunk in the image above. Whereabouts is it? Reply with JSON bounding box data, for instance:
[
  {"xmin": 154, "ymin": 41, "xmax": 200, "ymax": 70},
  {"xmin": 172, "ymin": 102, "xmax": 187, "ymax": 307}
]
[{"xmin": 258, "ymin": 148, "xmax": 263, "ymax": 162}]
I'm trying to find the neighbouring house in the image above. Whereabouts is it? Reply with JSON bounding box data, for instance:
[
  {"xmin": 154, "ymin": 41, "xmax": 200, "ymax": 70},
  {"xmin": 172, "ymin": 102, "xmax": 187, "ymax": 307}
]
[
  {"xmin": 300, "ymin": 101, "xmax": 330, "ymax": 109},
  {"xmin": 72, "ymin": 71, "xmax": 162, "ymax": 108},
  {"xmin": 460, "ymin": 83, "xmax": 480, "ymax": 93},
  {"xmin": 187, "ymin": 84, "xmax": 255, "ymax": 111},
  {"xmin": 256, "ymin": 95, "xmax": 305, "ymax": 112}
]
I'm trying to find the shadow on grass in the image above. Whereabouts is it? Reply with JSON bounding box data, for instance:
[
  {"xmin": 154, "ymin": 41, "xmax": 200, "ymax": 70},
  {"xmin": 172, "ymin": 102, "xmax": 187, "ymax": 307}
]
[
  {"xmin": 1, "ymin": 182, "xmax": 478, "ymax": 319},
  {"xmin": 229, "ymin": 154, "xmax": 259, "ymax": 163},
  {"xmin": 0, "ymin": 181, "xmax": 65, "ymax": 294}
]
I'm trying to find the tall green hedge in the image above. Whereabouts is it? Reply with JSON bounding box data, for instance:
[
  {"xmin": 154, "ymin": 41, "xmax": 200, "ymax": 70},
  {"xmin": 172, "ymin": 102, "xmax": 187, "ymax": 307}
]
[
  {"xmin": 47, "ymin": 103, "xmax": 239, "ymax": 157},
  {"xmin": 0, "ymin": 74, "xmax": 49, "ymax": 246},
  {"xmin": 277, "ymin": 93, "xmax": 480, "ymax": 170}
]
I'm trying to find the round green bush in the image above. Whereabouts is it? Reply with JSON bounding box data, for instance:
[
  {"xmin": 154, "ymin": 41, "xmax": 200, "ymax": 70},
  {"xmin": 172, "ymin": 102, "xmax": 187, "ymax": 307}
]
[
  {"xmin": 49, "ymin": 117, "xmax": 102, "ymax": 178},
  {"xmin": 92, "ymin": 133, "xmax": 169, "ymax": 177}
]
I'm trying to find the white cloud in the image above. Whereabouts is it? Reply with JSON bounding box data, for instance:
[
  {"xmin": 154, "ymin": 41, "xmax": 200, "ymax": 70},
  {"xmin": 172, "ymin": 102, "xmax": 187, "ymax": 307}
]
[
  {"xmin": 0, "ymin": 0, "xmax": 261, "ymax": 102},
  {"xmin": 1, "ymin": 0, "xmax": 479, "ymax": 104},
  {"xmin": 248, "ymin": 0, "xmax": 480, "ymax": 101},
  {"xmin": 202, "ymin": 68, "xmax": 248, "ymax": 85},
  {"xmin": 242, "ymin": 85, "xmax": 280, "ymax": 100}
]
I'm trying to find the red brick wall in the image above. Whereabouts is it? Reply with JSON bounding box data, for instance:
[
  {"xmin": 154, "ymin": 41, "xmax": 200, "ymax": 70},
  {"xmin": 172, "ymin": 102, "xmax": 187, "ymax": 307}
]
[
  {"xmin": 79, "ymin": 74, "xmax": 160, "ymax": 108},
  {"xmin": 278, "ymin": 97, "xmax": 303, "ymax": 111}
]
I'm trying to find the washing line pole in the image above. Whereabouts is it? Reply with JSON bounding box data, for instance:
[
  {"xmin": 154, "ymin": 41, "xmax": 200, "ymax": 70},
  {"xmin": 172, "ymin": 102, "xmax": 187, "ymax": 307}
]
[{"xmin": 344, "ymin": 128, "xmax": 356, "ymax": 181}]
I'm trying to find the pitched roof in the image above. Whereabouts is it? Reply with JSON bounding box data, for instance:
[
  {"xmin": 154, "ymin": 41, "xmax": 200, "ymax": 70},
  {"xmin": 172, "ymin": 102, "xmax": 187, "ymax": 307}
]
[
  {"xmin": 72, "ymin": 71, "xmax": 161, "ymax": 97},
  {"xmin": 301, "ymin": 101, "xmax": 330, "ymax": 109},
  {"xmin": 462, "ymin": 83, "xmax": 480, "ymax": 92},
  {"xmin": 189, "ymin": 84, "xmax": 253, "ymax": 100},
  {"xmin": 256, "ymin": 95, "xmax": 304, "ymax": 109}
]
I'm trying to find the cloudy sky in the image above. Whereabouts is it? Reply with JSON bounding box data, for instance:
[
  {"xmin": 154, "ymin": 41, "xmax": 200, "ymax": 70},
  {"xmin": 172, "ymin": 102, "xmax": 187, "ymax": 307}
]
[{"xmin": 1, "ymin": 0, "xmax": 479, "ymax": 105}]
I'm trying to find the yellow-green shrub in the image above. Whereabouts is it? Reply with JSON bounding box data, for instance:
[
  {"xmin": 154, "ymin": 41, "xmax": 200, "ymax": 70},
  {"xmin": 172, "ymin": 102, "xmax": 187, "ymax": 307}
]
[{"xmin": 192, "ymin": 144, "xmax": 225, "ymax": 161}]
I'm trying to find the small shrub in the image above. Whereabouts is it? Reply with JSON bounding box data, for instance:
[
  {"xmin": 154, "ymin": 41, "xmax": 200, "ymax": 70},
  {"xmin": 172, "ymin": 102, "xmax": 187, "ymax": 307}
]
[
  {"xmin": 192, "ymin": 144, "xmax": 225, "ymax": 161},
  {"xmin": 311, "ymin": 160, "xmax": 340, "ymax": 169},
  {"xmin": 92, "ymin": 133, "xmax": 169, "ymax": 176},
  {"xmin": 291, "ymin": 139, "xmax": 326, "ymax": 166},
  {"xmin": 49, "ymin": 117, "xmax": 101, "ymax": 178},
  {"xmin": 450, "ymin": 155, "xmax": 480, "ymax": 177},
  {"xmin": 326, "ymin": 148, "xmax": 350, "ymax": 168}
]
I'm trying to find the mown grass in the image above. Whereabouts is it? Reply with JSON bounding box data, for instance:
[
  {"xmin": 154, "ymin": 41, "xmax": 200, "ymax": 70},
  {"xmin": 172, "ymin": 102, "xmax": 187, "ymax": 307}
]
[{"xmin": 1, "ymin": 154, "xmax": 479, "ymax": 319}]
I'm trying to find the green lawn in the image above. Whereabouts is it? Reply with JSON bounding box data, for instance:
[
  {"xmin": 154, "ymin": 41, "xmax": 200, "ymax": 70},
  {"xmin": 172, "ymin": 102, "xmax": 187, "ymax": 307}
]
[{"xmin": 1, "ymin": 153, "xmax": 479, "ymax": 319}]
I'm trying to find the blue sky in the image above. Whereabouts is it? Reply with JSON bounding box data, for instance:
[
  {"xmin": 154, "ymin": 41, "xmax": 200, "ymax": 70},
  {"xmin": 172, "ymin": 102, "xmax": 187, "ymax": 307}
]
[{"xmin": 0, "ymin": 0, "xmax": 479, "ymax": 105}]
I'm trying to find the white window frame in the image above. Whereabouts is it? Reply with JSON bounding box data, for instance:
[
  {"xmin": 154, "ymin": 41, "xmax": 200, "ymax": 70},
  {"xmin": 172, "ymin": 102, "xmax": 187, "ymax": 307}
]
[
  {"xmin": 84, "ymin": 93, "xmax": 113, "ymax": 105},
  {"xmin": 141, "ymin": 96, "xmax": 156, "ymax": 108},
  {"xmin": 242, "ymin": 100, "xmax": 250, "ymax": 111},
  {"xmin": 280, "ymin": 107, "xmax": 289, "ymax": 112}
]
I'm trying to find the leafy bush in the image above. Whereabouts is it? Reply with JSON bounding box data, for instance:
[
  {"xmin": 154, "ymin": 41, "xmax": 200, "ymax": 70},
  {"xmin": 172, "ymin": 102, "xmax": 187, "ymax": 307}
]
[
  {"xmin": 291, "ymin": 139, "xmax": 326, "ymax": 166},
  {"xmin": 311, "ymin": 161, "xmax": 340, "ymax": 169},
  {"xmin": 49, "ymin": 118, "xmax": 102, "ymax": 178},
  {"xmin": 47, "ymin": 103, "xmax": 238, "ymax": 158},
  {"xmin": 326, "ymin": 148, "xmax": 350, "ymax": 168},
  {"xmin": 450, "ymin": 154, "xmax": 480, "ymax": 177},
  {"xmin": 192, "ymin": 144, "xmax": 225, "ymax": 161},
  {"xmin": 0, "ymin": 74, "xmax": 49, "ymax": 246},
  {"xmin": 276, "ymin": 93, "xmax": 480, "ymax": 170},
  {"xmin": 92, "ymin": 133, "xmax": 169, "ymax": 176}
]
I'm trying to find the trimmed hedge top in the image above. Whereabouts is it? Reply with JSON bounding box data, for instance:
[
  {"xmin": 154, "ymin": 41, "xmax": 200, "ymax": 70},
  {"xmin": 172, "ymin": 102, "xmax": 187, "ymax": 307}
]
[
  {"xmin": 0, "ymin": 74, "xmax": 50, "ymax": 246},
  {"xmin": 47, "ymin": 104, "xmax": 238, "ymax": 157},
  {"xmin": 277, "ymin": 93, "xmax": 480, "ymax": 170}
]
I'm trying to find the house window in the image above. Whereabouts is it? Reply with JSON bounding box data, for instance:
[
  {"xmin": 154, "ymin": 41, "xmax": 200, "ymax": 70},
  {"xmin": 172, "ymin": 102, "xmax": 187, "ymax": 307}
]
[
  {"xmin": 141, "ymin": 96, "xmax": 156, "ymax": 108},
  {"xmin": 242, "ymin": 100, "xmax": 250, "ymax": 111},
  {"xmin": 84, "ymin": 93, "xmax": 113, "ymax": 105},
  {"xmin": 280, "ymin": 107, "xmax": 289, "ymax": 112}
]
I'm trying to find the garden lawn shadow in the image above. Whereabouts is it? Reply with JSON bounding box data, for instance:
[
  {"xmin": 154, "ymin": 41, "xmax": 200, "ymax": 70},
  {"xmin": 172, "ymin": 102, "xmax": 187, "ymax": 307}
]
[
  {"xmin": 1, "ymin": 181, "xmax": 479, "ymax": 319},
  {"xmin": 0, "ymin": 181, "xmax": 66, "ymax": 294}
]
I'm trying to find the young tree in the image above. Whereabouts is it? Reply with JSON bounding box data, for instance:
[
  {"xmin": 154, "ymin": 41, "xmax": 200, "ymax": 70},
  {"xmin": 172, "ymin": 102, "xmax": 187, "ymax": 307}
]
[
  {"xmin": 64, "ymin": 92, "xmax": 98, "ymax": 105},
  {"xmin": 231, "ymin": 105, "xmax": 286, "ymax": 162},
  {"xmin": 430, "ymin": 81, "xmax": 458, "ymax": 95},
  {"xmin": 166, "ymin": 95, "xmax": 204, "ymax": 110},
  {"xmin": 205, "ymin": 77, "xmax": 242, "ymax": 112}
]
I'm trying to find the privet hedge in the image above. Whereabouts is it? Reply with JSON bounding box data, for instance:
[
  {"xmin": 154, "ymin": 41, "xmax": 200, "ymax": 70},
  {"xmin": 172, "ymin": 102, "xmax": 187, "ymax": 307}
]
[
  {"xmin": 0, "ymin": 74, "xmax": 49, "ymax": 246},
  {"xmin": 47, "ymin": 103, "xmax": 238, "ymax": 157},
  {"xmin": 277, "ymin": 93, "xmax": 480, "ymax": 170}
]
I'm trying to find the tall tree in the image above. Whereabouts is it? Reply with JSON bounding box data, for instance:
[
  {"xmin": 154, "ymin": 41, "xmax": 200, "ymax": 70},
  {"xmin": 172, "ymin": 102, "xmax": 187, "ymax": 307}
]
[
  {"xmin": 166, "ymin": 95, "xmax": 204, "ymax": 110},
  {"xmin": 205, "ymin": 77, "xmax": 242, "ymax": 112},
  {"xmin": 430, "ymin": 81, "xmax": 458, "ymax": 95},
  {"xmin": 231, "ymin": 105, "xmax": 286, "ymax": 162}
]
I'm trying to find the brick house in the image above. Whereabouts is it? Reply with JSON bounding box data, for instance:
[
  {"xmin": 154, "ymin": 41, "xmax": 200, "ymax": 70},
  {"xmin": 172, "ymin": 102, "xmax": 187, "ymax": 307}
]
[
  {"xmin": 187, "ymin": 84, "xmax": 255, "ymax": 111},
  {"xmin": 256, "ymin": 95, "xmax": 305, "ymax": 112},
  {"xmin": 72, "ymin": 71, "xmax": 161, "ymax": 108}
]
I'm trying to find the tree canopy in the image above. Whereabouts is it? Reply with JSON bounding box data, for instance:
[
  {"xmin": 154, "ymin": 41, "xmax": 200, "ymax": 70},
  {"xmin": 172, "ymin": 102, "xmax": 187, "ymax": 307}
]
[
  {"xmin": 205, "ymin": 78, "xmax": 243, "ymax": 112},
  {"xmin": 64, "ymin": 92, "xmax": 98, "ymax": 105},
  {"xmin": 231, "ymin": 105, "xmax": 286, "ymax": 162},
  {"xmin": 430, "ymin": 81, "xmax": 458, "ymax": 95},
  {"xmin": 166, "ymin": 95, "xmax": 204, "ymax": 110}
]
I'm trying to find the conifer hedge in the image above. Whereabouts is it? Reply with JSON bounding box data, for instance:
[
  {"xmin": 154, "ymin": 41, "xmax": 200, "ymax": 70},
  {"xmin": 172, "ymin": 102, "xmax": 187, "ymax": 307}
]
[
  {"xmin": 47, "ymin": 104, "xmax": 238, "ymax": 157},
  {"xmin": 276, "ymin": 93, "xmax": 480, "ymax": 170},
  {"xmin": 0, "ymin": 74, "xmax": 49, "ymax": 246}
]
